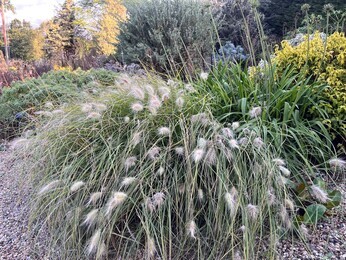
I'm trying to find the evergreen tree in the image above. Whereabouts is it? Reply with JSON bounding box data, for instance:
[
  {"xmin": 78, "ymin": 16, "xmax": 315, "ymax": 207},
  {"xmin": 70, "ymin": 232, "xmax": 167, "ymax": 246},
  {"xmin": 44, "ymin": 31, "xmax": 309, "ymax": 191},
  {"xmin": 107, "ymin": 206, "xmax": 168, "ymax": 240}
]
[
  {"xmin": 45, "ymin": 0, "xmax": 78, "ymax": 65},
  {"xmin": 8, "ymin": 19, "xmax": 35, "ymax": 60}
]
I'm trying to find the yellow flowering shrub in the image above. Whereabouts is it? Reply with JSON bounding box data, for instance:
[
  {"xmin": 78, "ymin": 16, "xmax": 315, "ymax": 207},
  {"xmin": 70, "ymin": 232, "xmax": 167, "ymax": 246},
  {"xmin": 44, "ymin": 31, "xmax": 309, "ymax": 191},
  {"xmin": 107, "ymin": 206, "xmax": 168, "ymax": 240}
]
[
  {"xmin": 53, "ymin": 64, "xmax": 73, "ymax": 72},
  {"xmin": 274, "ymin": 32, "xmax": 346, "ymax": 140}
]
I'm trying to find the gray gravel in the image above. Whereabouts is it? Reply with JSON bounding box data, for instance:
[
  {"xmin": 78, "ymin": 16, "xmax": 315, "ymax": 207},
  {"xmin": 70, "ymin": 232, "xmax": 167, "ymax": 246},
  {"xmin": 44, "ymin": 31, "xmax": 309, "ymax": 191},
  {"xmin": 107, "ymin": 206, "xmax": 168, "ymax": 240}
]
[
  {"xmin": 0, "ymin": 139, "xmax": 345, "ymax": 259},
  {"xmin": 276, "ymin": 182, "xmax": 346, "ymax": 259},
  {"xmin": 0, "ymin": 145, "xmax": 32, "ymax": 259},
  {"xmin": 0, "ymin": 141, "xmax": 49, "ymax": 260}
]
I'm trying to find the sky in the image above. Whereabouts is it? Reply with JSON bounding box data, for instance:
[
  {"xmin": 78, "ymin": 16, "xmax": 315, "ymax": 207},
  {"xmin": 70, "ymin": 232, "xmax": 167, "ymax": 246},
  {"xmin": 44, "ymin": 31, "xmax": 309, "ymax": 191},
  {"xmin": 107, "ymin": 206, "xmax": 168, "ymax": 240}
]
[{"xmin": 7, "ymin": 0, "xmax": 65, "ymax": 28}]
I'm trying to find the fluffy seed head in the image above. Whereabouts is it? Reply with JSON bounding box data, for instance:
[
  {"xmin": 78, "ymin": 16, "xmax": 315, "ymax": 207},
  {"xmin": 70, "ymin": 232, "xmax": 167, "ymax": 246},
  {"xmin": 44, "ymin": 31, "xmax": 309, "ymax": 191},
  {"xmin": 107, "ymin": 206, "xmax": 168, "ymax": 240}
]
[
  {"xmin": 88, "ymin": 191, "xmax": 103, "ymax": 205},
  {"xmin": 158, "ymin": 127, "xmax": 170, "ymax": 136},
  {"xmin": 88, "ymin": 229, "xmax": 101, "ymax": 255},
  {"xmin": 152, "ymin": 192, "xmax": 165, "ymax": 208},
  {"xmin": 221, "ymin": 128, "xmax": 234, "ymax": 139},
  {"xmin": 52, "ymin": 109, "xmax": 64, "ymax": 115},
  {"xmin": 158, "ymin": 87, "xmax": 170, "ymax": 97},
  {"xmin": 246, "ymin": 204, "xmax": 259, "ymax": 220},
  {"xmin": 284, "ymin": 199, "xmax": 294, "ymax": 211},
  {"xmin": 279, "ymin": 205, "xmax": 292, "ymax": 229},
  {"xmin": 145, "ymin": 84, "xmax": 155, "ymax": 95},
  {"xmin": 94, "ymin": 103, "xmax": 107, "ymax": 112},
  {"xmin": 229, "ymin": 139, "xmax": 239, "ymax": 149},
  {"xmin": 187, "ymin": 220, "xmax": 197, "ymax": 239},
  {"xmin": 253, "ymin": 137, "xmax": 264, "ymax": 148},
  {"xmin": 310, "ymin": 185, "xmax": 330, "ymax": 203},
  {"xmin": 174, "ymin": 146, "xmax": 184, "ymax": 156},
  {"xmin": 225, "ymin": 191, "xmax": 237, "ymax": 216},
  {"xmin": 81, "ymin": 103, "xmax": 93, "ymax": 113},
  {"xmin": 239, "ymin": 225, "xmax": 246, "ymax": 233},
  {"xmin": 70, "ymin": 181, "xmax": 85, "ymax": 192},
  {"xmin": 147, "ymin": 146, "xmax": 161, "ymax": 160},
  {"xmin": 242, "ymin": 128, "xmax": 251, "ymax": 135},
  {"xmin": 200, "ymin": 72, "xmax": 209, "ymax": 80},
  {"xmin": 149, "ymin": 95, "xmax": 162, "ymax": 112},
  {"xmin": 238, "ymin": 137, "xmax": 248, "ymax": 146},
  {"xmin": 157, "ymin": 167, "xmax": 165, "ymax": 176},
  {"xmin": 205, "ymin": 147, "xmax": 217, "ymax": 166},
  {"xmin": 121, "ymin": 177, "xmax": 137, "ymax": 187},
  {"xmin": 38, "ymin": 180, "xmax": 61, "ymax": 195},
  {"xmin": 147, "ymin": 236, "xmax": 156, "ymax": 258},
  {"xmin": 130, "ymin": 86, "xmax": 145, "ymax": 100},
  {"xmin": 192, "ymin": 148, "xmax": 205, "ymax": 163},
  {"xmin": 197, "ymin": 138, "xmax": 207, "ymax": 149},
  {"xmin": 300, "ymin": 224, "xmax": 309, "ymax": 237},
  {"xmin": 87, "ymin": 112, "xmax": 101, "ymax": 120},
  {"xmin": 267, "ymin": 189, "xmax": 276, "ymax": 206},
  {"xmin": 278, "ymin": 176, "xmax": 289, "ymax": 186},
  {"xmin": 191, "ymin": 113, "xmax": 209, "ymax": 126},
  {"xmin": 279, "ymin": 166, "xmax": 291, "ymax": 177},
  {"xmin": 131, "ymin": 131, "xmax": 142, "ymax": 146},
  {"xmin": 273, "ymin": 158, "xmax": 286, "ymax": 166},
  {"xmin": 249, "ymin": 106, "xmax": 262, "ymax": 118},
  {"xmin": 175, "ymin": 97, "xmax": 184, "ymax": 109},
  {"xmin": 106, "ymin": 192, "xmax": 127, "ymax": 215},
  {"xmin": 125, "ymin": 156, "xmax": 137, "ymax": 172},
  {"xmin": 131, "ymin": 102, "xmax": 144, "ymax": 113},
  {"xmin": 83, "ymin": 209, "xmax": 99, "ymax": 228},
  {"xmin": 198, "ymin": 189, "xmax": 204, "ymax": 201},
  {"xmin": 232, "ymin": 122, "xmax": 240, "ymax": 130},
  {"xmin": 328, "ymin": 158, "xmax": 346, "ymax": 169},
  {"xmin": 145, "ymin": 197, "xmax": 155, "ymax": 213}
]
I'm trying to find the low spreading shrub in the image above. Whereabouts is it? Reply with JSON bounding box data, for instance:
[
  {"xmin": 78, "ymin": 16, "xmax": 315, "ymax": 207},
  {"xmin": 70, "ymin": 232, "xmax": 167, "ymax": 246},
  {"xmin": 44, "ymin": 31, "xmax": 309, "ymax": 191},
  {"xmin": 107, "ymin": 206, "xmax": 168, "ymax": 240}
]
[
  {"xmin": 274, "ymin": 32, "xmax": 346, "ymax": 146},
  {"xmin": 116, "ymin": 0, "xmax": 217, "ymax": 76},
  {"xmin": 0, "ymin": 69, "xmax": 118, "ymax": 138}
]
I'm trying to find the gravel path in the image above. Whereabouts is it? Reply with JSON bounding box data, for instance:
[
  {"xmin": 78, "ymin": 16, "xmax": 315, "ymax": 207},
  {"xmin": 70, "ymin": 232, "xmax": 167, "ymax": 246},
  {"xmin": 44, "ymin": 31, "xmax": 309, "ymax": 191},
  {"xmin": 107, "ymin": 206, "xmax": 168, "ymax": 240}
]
[
  {"xmin": 0, "ymin": 139, "xmax": 345, "ymax": 259},
  {"xmin": 0, "ymin": 145, "xmax": 31, "ymax": 259},
  {"xmin": 0, "ymin": 141, "xmax": 48, "ymax": 260}
]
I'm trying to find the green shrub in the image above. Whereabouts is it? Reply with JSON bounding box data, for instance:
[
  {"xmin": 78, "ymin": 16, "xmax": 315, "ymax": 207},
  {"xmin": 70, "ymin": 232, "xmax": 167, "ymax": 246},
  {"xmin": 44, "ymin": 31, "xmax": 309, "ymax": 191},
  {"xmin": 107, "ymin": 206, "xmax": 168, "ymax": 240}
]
[
  {"xmin": 116, "ymin": 0, "xmax": 218, "ymax": 76},
  {"xmin": 0, "ymin": 69, "xmax": 118, "ymax": 138}
]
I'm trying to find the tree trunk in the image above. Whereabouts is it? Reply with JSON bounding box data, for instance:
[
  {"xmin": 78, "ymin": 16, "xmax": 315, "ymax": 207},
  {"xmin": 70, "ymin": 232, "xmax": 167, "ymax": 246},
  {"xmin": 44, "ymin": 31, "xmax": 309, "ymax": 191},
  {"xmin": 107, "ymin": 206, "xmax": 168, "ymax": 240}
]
[{"xmin": 1, "ymin": 0, "xmax": 9, "ymax": 64}]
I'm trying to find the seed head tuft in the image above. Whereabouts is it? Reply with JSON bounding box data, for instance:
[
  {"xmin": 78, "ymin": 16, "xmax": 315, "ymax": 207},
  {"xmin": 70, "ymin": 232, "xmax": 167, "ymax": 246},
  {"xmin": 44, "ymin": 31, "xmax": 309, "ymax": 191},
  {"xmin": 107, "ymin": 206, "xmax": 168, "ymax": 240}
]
[
  {"xmin": 125, "ymin": 156, "xmax": 137, "ymax": 172},
  {"xmin": 192, "ymin": 148, "xmax": 205, "ymax": 163},
  {"xmin": 310, "ymin": 185, "xmax": 330, "ymax": 203},
  {"xmin": 131, "ymin": 102, "xmax": 144, "ymax": 113},
  {"xmin": 106, "ymin": 192, "xmax": 127, "ymax": 215},
  {"xmin": 70, "ymin": 181, "xmax": 85, "ymax": 192},
  {"xmin": 246, "ymin": 204, "xmax": 259, "ymax": 220},
  {"xmin": 249, "ymin": 106, "xmax": 262, "ymax": 118},
  {"xmin": 187, "ymin": 220, "xmax": 197, "ymax": 239},
  {"xmin": 38, "ymin": 180, "xmax": 61, "ymax": 195}
]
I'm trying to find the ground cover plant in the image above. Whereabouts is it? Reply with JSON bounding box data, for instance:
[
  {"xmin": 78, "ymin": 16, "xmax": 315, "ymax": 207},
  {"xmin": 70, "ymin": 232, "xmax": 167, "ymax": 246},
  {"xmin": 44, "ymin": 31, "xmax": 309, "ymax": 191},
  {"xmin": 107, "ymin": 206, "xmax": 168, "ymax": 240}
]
[{"xmin": 0, "ymin": 69, "xmax": 117, "ymax": 138}]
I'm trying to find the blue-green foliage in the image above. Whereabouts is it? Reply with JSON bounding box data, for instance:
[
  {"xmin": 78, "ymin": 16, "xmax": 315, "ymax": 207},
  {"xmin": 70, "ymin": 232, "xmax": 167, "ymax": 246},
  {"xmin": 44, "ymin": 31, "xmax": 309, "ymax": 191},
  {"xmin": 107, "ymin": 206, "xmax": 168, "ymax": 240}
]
[{"xmin": 212, "ymin": 42, "xmax": 248, "ymax": 64}]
